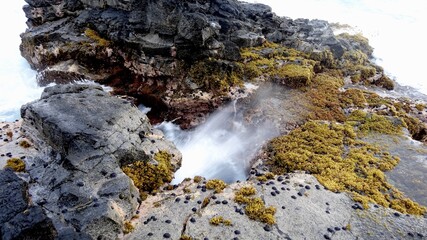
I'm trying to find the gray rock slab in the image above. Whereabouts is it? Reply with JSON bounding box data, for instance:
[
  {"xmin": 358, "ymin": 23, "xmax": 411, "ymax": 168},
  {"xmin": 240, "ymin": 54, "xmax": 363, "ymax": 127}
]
[{"xmin": 125, "ymin": 173, "xmax": 427, "ymax": 240}]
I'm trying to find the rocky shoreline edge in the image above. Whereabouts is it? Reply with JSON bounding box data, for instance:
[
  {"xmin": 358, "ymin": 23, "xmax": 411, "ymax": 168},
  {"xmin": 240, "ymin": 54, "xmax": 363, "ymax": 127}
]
[{"xmin": 1, "ymin": 0, "xmax": 427, "ymax": 239}]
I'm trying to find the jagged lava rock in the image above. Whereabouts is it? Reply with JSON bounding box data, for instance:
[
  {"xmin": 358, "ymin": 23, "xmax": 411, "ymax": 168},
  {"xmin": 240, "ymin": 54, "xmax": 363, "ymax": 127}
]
[
  {"xmin": 20, "ymin": 0, "xmax": 375, "ymax": 128},
  {"xmin": 0, "ymin": 169, "xmax": 57, "ymax": 240},
  {"xmin": 20, "ymin": 84, "xmax": 181, "ymax": 239}
]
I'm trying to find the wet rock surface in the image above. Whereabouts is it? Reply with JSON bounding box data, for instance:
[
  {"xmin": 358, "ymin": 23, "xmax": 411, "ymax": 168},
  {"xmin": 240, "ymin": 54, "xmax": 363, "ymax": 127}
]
[
  {"xmin": 14, "ymin": 83, "xmax": 181, "ymax": 239},
  {"xmin": 126, "ymin": 172, "xmax": 427, "ymax": 240}
]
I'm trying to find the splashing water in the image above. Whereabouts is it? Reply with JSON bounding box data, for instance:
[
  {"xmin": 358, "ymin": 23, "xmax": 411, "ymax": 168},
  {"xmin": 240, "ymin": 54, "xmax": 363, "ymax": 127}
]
[
  {"xmin": 156, "ymin": 83, "xmax": 306, "ymax": 183},
  {"xmin": 0, "ymin": 0, "xmax": 44, "ymax": 121},
  {"xmin": 158, "ymin": 102, "xmax": 277, "ymax": 183}
]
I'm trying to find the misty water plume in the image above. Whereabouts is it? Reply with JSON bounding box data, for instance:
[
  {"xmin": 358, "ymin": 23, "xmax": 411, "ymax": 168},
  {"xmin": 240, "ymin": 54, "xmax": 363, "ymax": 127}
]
[{"xmin": 156, "ymin": 83, "xmax": 308, "ymax": 183}]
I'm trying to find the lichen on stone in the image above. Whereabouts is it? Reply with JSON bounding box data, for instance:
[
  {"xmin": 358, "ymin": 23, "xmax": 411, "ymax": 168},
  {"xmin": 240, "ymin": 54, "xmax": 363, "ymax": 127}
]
[
  {"xmin": 4, "ymin": 158, "xmax": 26, "ymax": 172},
  {"xmin": 267, "ymin": 121, "xmax": 425, "ymax": 215}
]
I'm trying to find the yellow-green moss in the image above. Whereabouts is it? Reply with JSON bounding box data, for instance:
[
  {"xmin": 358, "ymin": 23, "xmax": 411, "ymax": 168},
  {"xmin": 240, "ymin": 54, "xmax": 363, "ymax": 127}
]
[
  {"xmin": 267, "ymin": 121, "xmax": 425, "ymax": 215},
  {"xmin": 358, "ymin": 65, "xmax": 376, "ymax": 79},
  {"xmin": 4, "ymin": 158, "xmax": 26, "ymax": 172},
  {"xmin": 209, "ymin": 216, "xmax": 233, "ymax": 226},
  {"xmin": 276, "ymin": 64, "xmax": 314, "ymax": 88},
  {"xmin": 239, "ymin": 41, "xmax": 316, "ymax": 85},
  {"xmin": 415, "ymin": 104, "xmax": 425, "ymax": 112},
  {"xmin": 364, "ymin": 91, "xmax": 392, "ymax": 108},
  {"xmin": 189, "ymin": 59, "xmax": 243, "ymax": 93},
  {"xmin": 337, "ymin": 33, "xmax": 373, "ymax": 56},
  {"xmin": 123, "ymin": 221, "xmax": 134, "ymax": 234},
  {"xmin": 201, "ymin": 197, "xmax": 210, "ymax": 208},
  {"xmin": 342, "ymin": 50, "xmax": 369, "ymax": 65},
  {"xmin": 205, "ymin": 179, "xmax": 227, "ymax": 193},
  {"xmin": 256, "ymin": 175, "xmax": 267, "ymax": 182},
  {"xmin": 305, "ymin": 73, "xmax": 346, "ymax": 122},
  {"xmin": 234, "ymin": 186, "xmax": 276, "ymax": 224},
  {"xmin": 84, "ymin": 28, "xmax": 110, "ymax": 47},
  {"xmin": 402, "ymin": 115, "xmax": 427, "ymax": 140},
  {"xmin": 347, "ymin": 110, "xmax": 404, "ymax": 135},
  {"xmin": 375, "ymin": 75, "xmax": 394, "ymax": 90},
  {"xmin": 19, "ymin": 140, "xmax": 31, "ymax": 148},
  {"xmin": 193, "ymin": 175, "xmax": 203, "ymax": 183},
  {"xmin": 309, "ymin": 49, "xmax": 336, "ymax": 70},
  {"xmin": 180, "ymin": 235, "xmax": 192, "ymax": 240},
  {"xmin": 122, "ymin": 151, "xmax": 174, "ymax": 194},
  {"xmin": 340, "ymin": 88, "xmax": 367, "ymax": 108}
]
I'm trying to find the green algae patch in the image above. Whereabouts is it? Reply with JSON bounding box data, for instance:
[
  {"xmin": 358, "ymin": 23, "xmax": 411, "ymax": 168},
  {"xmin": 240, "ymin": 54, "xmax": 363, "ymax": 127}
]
[
  {"xmin": 122, "ymin": 151, "xmax": 174, "ymax": 194},
  {"xmin": 206, "ymin": 179, "xmax": 227, "ymax": 193},
  {"xmin": 234, "ymin": 186, "xmax": 276, "ymax": 224},
  {"xmin": 267, "ymin": 121, "xmax": 426, "ymax": 215},
  {"xmin": 209, "ymin": 216, "xmax": 233, "ymax": 226},
  {"xmin": 4, "ymin": 158, "xmax": 26, "ymax": 172}
]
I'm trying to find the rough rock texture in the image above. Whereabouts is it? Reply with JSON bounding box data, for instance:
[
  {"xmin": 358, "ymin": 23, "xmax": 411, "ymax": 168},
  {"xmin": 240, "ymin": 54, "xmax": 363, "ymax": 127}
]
[
  {"xmin": 0, "ymin": 169, "xmax": 57, "ymax": 240},
  {"xmin": 0, "ymin": 120, "xmax": 37, "ymax": 169},
  {"xmin": 125, "ymin": 172, "xmax": 427, "ymax": 240},
  {"xmin": 20, "ymin": 0, "xmax": 374, "ymax": 128},
  {"xmin": 19, "ymin": 83, "xmax": 181, "ymax": 239}
]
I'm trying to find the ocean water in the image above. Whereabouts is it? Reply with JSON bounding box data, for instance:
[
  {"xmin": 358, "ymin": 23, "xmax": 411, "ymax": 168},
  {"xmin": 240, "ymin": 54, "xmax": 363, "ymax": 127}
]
[
  {"xmin": 0, "ymin": 0, "xmax": 42, "ymax": 122},
  {"xmin": 245, "ymin": 0, "xmax": 427, "ymax": 95}
]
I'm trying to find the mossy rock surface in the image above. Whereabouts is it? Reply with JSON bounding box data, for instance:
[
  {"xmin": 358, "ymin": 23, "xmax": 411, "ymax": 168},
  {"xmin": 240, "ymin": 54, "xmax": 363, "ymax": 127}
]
[
  {"xmin": 189, "ymin": 59, "xmax": 243, "ymax": 93},
  {"xmin": 267, "ymin": 121, "xmax": 425, "ymax": 215},
  {"xmin": 122, "ymin": 151, "xmax": 174, "ymax": 194}
]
